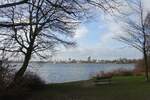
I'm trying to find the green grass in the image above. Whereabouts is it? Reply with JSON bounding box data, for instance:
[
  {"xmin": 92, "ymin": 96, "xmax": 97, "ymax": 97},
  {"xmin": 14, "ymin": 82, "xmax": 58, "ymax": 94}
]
[{"xmin": 29, "ymin": 76, "xmax": 150, "ymax": 100}]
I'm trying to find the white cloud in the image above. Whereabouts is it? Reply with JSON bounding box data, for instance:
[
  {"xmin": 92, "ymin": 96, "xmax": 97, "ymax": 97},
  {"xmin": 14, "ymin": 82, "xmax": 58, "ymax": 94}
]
[
  {"xmin": 143, "ymin": 0, "xmax": 150, "ymax": 12},
  {"xmin": 74, "ymin": 25, "xmax": 88, "ymax": 39},
  {"xmin": 98, "ymin": 13, "xmax": 124, "ymax": 48}
]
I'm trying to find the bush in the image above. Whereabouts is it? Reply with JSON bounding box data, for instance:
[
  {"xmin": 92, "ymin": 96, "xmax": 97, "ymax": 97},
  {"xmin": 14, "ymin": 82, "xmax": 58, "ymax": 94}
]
[
  {"xmin": 133, "ymin": 58, "xmax": 150, "ymax": 76},
  {"xmin": 91, "ymin": 71, "xmax": 113, "ymax": 81},
  {"xmin": 91, "ymin": 68, "xmax": 134, "ymax": 81},
  {"xmin": 21, "ymin": 72, "xmax": 45, "ymax": 90},
  {"xmin": 0, "ymin": 59, "xmax": 15, "ymax": 91},
  {"xmin": 1, "ymin": 72, "xmax": 45, "ymax": 100},
  {"xmin": 111, "ymin": 68, "xmax": 134, "ymax": 76},
  {"xmin": 0, "ymin": 60, "xmax": 45, "ymax": 100}
]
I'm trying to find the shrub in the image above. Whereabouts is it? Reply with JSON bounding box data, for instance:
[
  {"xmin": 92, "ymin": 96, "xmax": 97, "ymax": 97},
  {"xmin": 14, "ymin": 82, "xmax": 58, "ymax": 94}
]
[
  {"xmin": 91, "ymin": 71, "xmax": 113, "ymax": 81},
  {"xmin": 111, "ymin": 68, "xmax": 134, "ymax": 76},
  {"xmin": 0, "ymin": 59, "xmax": 15, "ymax": 91},
  {"xmin": 91, "ymin": 68, "xmax": 134, "ymax": 81},
  {"xmin": 133, "ymin": 58, "xmax": 150, "ymax": 76},
  {"xmin": 0, "ymin": 62, "xmax": 45, "ymax": 100},
  {"xmin": 21, "ymin": 72, "xmax": 45, "ymax": 90},
  {"xmin": 1, "ymin": 72, "xmax": 45, "ymax": 100}
]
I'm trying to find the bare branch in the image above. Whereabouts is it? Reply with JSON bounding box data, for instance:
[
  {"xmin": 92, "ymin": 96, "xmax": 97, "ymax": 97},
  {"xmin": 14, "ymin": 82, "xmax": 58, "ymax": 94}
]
[{"xmin": 0, "ymin": 0, "xmax": 28, "ymax": 8}]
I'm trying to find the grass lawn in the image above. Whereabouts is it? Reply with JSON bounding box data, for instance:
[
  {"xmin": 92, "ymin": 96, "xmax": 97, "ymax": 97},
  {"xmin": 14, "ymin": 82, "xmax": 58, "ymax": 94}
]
[{"xmin": 29, "ymin": 76, "xmax": 150, "ymax": 100}]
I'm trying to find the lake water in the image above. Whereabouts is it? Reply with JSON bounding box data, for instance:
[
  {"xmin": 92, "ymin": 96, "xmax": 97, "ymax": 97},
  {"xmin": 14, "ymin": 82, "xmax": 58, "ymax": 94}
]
[{"xmin": 17, "ymin": 63, "xmax": 135, "ymax": 83}]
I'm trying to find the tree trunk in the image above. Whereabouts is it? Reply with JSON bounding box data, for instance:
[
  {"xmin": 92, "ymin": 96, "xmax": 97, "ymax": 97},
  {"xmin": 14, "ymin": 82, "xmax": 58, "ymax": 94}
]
[
  {"xmin": 14, "ymin": 50, "xmax": 32, "ymax": 81},
  {"xmin": 7, "ymin": 49, "xmax": 32, "ymax": 89},
  {"xmin": 144, "ymin": 50, "xmax": 149, "ymax": 82},
  {"xmin": 14, "ymin": 35, "xmax": 35, "ymax": 81}
]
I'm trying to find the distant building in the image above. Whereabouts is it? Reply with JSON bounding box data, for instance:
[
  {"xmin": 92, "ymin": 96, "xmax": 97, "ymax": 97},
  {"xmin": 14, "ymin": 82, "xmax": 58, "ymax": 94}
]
[
  {"xmin": 87, "ymin": 56, "xmax": 91, "ymax": 62},
  {"xmin": 68, "ymin": 58, "xmax": 71, "ymax": 62}
]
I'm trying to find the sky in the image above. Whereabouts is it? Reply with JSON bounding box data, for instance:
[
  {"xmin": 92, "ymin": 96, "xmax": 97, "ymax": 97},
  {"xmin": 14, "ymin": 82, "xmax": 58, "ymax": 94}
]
[{"xmin": 53, "ymin": 0, "xmax": 150, "ymax": 60}]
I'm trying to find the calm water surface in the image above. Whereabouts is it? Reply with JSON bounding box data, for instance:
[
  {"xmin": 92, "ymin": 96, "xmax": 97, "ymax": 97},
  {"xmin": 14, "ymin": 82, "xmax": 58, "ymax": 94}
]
[{"xmin": 16, "ymin": 63, "xmax": 135, "ymax": 83}]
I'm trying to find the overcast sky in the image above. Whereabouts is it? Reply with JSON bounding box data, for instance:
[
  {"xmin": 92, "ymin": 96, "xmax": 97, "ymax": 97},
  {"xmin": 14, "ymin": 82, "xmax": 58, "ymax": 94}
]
[{"xmin": 53, "ymin": 0, "xmax": 150, "ymax": 60}]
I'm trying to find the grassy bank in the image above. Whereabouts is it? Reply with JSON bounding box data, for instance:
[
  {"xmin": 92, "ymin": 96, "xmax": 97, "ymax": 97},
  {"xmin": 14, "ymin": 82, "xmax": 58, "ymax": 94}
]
[{"xmin": 28, "ymin": 76, "xmax": 150, "ymax": 100}]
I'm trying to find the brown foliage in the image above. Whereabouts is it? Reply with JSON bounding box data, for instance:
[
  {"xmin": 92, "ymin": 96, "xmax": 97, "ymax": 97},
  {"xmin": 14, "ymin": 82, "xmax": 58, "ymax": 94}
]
[
  {"xmin": 111, "ymin": 68, "xmax": 134, "ymax": 76},
  {"xmin": 133, "ymin": 58, "xmax": 150, "ymax": 76}
]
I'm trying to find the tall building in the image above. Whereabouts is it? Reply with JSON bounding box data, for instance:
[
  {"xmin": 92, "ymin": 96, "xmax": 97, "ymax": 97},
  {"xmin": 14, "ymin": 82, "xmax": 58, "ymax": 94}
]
[{"xmin": 87, "ymin": 56, "xmax": 91, "ymax": 62}]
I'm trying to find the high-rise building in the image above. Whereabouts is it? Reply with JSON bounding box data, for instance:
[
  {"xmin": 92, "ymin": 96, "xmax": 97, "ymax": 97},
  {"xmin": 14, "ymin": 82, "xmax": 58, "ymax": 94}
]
[{"xmin": 87, "ymin": 56, "xmax": 91, "ymax": 62}]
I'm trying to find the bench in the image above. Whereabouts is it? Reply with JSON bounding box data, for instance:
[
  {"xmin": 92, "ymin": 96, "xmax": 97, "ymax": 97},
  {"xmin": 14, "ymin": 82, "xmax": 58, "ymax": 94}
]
[{"xmin": 93, "ymin": 74, "xmax": 112, "ymax": 85}]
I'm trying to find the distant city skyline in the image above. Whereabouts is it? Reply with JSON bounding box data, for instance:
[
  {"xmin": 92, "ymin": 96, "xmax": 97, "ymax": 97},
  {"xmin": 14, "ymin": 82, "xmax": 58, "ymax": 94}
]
[
  {"xmin": 32, "ymin": 56, "xmax": 138, "ymax": 64},
  {"xmin": 51, "ymin": 56, "xmax": 140, "ymax": 62}
]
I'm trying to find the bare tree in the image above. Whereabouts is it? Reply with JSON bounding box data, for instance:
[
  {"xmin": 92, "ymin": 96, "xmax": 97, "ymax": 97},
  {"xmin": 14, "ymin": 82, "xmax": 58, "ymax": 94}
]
[
  {"xmin": 117, "ymin": 0, "xmax": 150, "ymax": 81},
  {"xmin": 0, "ymin": 0, "xmax": 90, "ymax": 83}
]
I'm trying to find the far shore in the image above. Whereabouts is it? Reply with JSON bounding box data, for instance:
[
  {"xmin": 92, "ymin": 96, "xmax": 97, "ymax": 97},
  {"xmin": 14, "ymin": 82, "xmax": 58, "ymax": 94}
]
[{"xmin": 9, "ymin": 61, "xmax": 136, "ymax": 64}]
